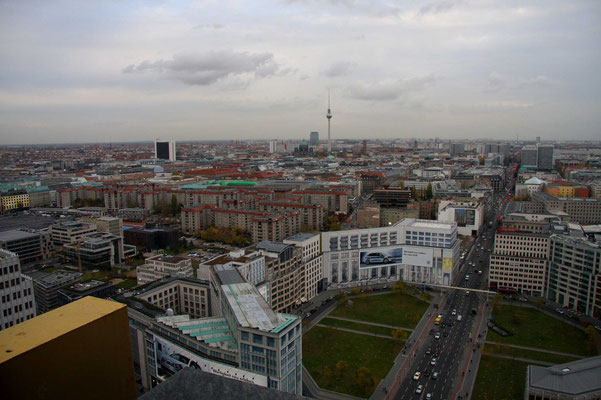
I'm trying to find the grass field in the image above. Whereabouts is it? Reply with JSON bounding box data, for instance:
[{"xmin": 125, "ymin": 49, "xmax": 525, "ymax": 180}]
[
  {"xmin": 472, "ymin": 356, "xmax": 545, "ymax": 400},
  {"xmin": 487, "ymin": 305, "xmax": 596, "ymax": 356},
  {"xmin": 115, "ymin": 279, "xmax": 138, "ymax": 288},
  {"xmin": 319, "ymin": 317, "xmax": 405, "ymax": 337},
  {"xmin": 303, "ymin": 326, "xmax": 401, "ymax": 398},
  {"xmin": 482, "ymin": 344, "xmax": 580, "ymax": 365},
  {"xmin": 329, "ymin": 292, "xmax": 429, "ymax": 329}
]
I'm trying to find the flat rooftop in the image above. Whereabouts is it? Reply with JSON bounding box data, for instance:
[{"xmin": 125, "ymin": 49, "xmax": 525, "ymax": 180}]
[
  {"xmin": 284, "ymin": 232, "xmax": 319, "ymax": 242},
  {"xmin": 63, "ymin": 280, "xmax": 109, "ymax": 293},
  {"xmin": 398, "ymin": 218, "xmax": 455, "ymax": 230},
  {"xmin": 0, "ymin": 229, "xmax": 40, "ymax": 242},
  {"xmin": 0, "ymin": 297, "xmax": 126, "ymax": 364},
  {"xmin": 148, "ymin": 254, "xmax": 187, "ymax": 264},
  {"xmin": 157, "ymin": 316, "xmax": 236, "ymax": 351},
  {"xmin": 222, "ymin": 282, "xmax": 285, "ymax": 332},
  {"xmin": 27, "ymin": 270, "xmax": 82, "ymax": 288},
  {"xmin": 528, "ymin": 356, "xmax": 601, "ymax": 396}
]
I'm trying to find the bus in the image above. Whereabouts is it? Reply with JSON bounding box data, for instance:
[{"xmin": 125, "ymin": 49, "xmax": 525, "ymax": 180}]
[{"xmin": 434, "ymin": 315, "xmax": 442, "ymax": 325}]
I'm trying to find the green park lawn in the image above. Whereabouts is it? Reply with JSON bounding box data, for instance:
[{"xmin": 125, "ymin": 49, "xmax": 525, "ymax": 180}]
[
  {"xmin": 487, "ymin": 305, "xmax": 597, "ymax": 356},
  {"xmin": 329, "ymin": 292, "xmax": 429, "ymax": 329},
  {"xmin": 303, "ymin": 326, "xmax": 401, "ymax": 398},
  {"xmin": 115, "ymin": 279, "xmax": 138, "ymax": 288},
  {"xmin": 472, "ymin": 356, "xmax": 545, "ymax": 400}
]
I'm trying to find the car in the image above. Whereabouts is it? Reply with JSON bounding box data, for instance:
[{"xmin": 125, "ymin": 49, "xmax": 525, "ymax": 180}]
[
  {"xmin": 415, "ymin": 385, "xmax": 424, "ymax": 394},
  {"xmin": 432, "ymin": 371, "xmax": 439, "ymax": 380},
  {"xmin": 426, "ymin": 393, "xmax": 433, "ymax": 400},
  {"xmin": 160, "ymin": 359, "xmax": 183, "ymax": 375},
  {"xmin": 429, "ymin": 328, "xmax": 435, "ymax": 335},
  {"xmin": 430, "ymin": 357, "xmax": 438, "ymax": 366},
  {"xmin": 362, "ymin": 252, "xmax": 390, "ymax": 264},
  {"xmin": 451, "ymin": 309, "xmax": 457, "ymax": 316},
  {"xmin": 465, "ymin": 290, "xmax": 470, "ymax": 296},
  {"xmin": 447, "ymin": 321, "xmax": 453, "ymax": 327},
  {"xmin": 434, "ymin": 332, "xmax": 441, "ymax": 339},
  {"xmin": 425, "ymin": 348, "xmax": 432, "ymax": 355},
  {"xmin": 457, "ymin": 315, "xmax": 463, "ymax": 321},
  {"xmin": 413, "ymin": 371, "xmax": 421, "ymax": 380},
  {"xmin": 443, "ymin": 331, "xmax": 449, "ymax": 337},
  {"xmin": 423, "ymin": 369, "xmax": 431, "ymax": 377},
  {"xmin": 555, "ymin": 308, "xmax": 564, "ymax": 315}
]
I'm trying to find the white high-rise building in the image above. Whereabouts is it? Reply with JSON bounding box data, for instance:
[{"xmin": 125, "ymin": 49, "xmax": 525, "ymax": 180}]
[{"xmin": 0, "ymin": 249, "xmax": 36, "ymax": 330}]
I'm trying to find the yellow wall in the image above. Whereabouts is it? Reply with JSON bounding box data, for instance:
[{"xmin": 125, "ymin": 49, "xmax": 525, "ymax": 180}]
[
  {"xmin": 546, "ymin": 186, "xmax": 575, "ymax": 198},
  {"xmin": 1, "ymin": 194, "xmax": 30, "ymax": 210},
  {"xmin": 0, "ymin": 297, "xmax": 136, "ymax": 400}
]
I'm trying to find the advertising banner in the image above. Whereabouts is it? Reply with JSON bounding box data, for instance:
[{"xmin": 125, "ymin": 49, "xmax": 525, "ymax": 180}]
[
  {"xmin": 359, "ymin": 246, "xmax": 432, "ymax": 268},
  {"xmin": 154, "ymin": 334, "xmax": 267, "ymax": 387}
]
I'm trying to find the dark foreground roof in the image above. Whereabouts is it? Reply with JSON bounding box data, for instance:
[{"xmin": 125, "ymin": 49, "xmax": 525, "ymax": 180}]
[{"xmin": 139, "ymin": 368, "xmax": 307, "ymax": 400}]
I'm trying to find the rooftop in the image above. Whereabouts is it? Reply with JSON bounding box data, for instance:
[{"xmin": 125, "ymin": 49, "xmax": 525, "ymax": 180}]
[
  {"xmin": 149, "ymin": 254, "xmax": 188, "ymax": 264},
  {"xmin": 157, "ymin": 315, "xmax": 236, "ymax": 351},
  {"xmin": 28, "ymin": 270, "xmax": 82, "ymax": 288},
  {"xmin": 283, "ymin": 232, "xmax": 319, "ymax": 242},
  {"xmin": 398, "ymin": 218, "xmax": 455, "ymax": 230},
  {"xmin": 528, "ymin": 356, "xmax": 601, "ymax": 396},
  {"xmin": 0, "ymin": 297, "xmax": 126, "ymax": 364},
  {"xmin": 0, "ymin": 229, "xmax": 40, "ymax": 242},
  {"xmin": 256, "ymin": 241, "xmax": 292, "ymax": 254},
  {"xmin": 222, "ymin": 282, "xmax": 284, "ymax": 332}
]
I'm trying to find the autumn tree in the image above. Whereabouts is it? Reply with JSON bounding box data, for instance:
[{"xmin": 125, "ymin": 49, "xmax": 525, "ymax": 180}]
[
  {"xmin": 335, "ymin": 360, "xmax": 348, "ymax": 378},
  {"xmin": 354, "ymin": 366, "xmax": 375, "ymax": 397},
  {"xmin": 350, "ymin": 287, "xmax": 361, "ymax": 296},
  {"xmin": 392, "ymin": 328, "xmax": 408, "ymax": 345},
  {"xmin": 336, "ymin": 291, "xmax": 349, "ymax": 305},
  {"xmin": 534, "ymin": 298, "xmax": 545, "ymax": 308}
]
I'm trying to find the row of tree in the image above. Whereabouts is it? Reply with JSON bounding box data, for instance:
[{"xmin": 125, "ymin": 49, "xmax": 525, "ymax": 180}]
[{"xmin": 195, "ymin": 226, "xmax": 251, "ymax": 247}]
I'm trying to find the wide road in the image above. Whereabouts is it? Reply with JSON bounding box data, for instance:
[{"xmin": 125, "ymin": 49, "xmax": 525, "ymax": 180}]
[{"xmin": 393, "ymin": 165, "xmax": 517, "ymax": 400}]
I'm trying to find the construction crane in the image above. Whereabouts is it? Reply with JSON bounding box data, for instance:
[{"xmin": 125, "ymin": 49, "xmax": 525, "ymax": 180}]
[{"xmin": 51, "ymin": 238, "xmax": 84, "ymax": 273}]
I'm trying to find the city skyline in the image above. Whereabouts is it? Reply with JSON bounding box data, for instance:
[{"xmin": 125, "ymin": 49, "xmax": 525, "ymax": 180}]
[{"xmin": 1, "ymin": 0, "xmax": 600, "ymax": 144}]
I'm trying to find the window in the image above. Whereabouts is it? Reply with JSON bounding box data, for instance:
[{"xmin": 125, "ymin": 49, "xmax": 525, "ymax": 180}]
[
  {"xmin": 253, "ymin": 334, "xmax": 263, "ymax": 344},
  {"xmin": 267, "ymin": 337, "xmax": 275, "ymax": 347},
  {"xmin": 241, "ymin": 331, "xmax": 249, "ymax": 341}
]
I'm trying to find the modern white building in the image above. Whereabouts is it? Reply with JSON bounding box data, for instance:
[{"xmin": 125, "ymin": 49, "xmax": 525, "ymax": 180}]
[
  {"xmin": 321, "ymin": 219, "xmax": 460, "ymax": 288},
  {"xmin": 0, "ymin": 249, "xmax": 36, "ymax": 330},
  {"xmin": 199, "ymin": 249, "xmax": 266, "ymax": 287},
  {"xmin": 515, "ymin": 177, "xmax": 546, "ymax": 198},
  {"xmin": 437, "ymin": 199, "xmax": 484, "ymax": 236},
  {"xmin": 137, "ymin": 254, "xmax": 194, "ymax": 285},
  {"xmin": 284, "ymin": 232, "xmax": 323, "ymax": 301}
]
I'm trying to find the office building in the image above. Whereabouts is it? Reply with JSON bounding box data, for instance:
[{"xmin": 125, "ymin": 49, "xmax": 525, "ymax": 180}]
[
  {"xmin": 532, "ymin": 192, "xmax": 601, "ymax": 225},
  {"xmin": 49, "ymin": 220, "xmax": 97, "ymax": 247},
  {"xmin": 321, "ymin": 219, "xmax": 460, "ymax": 288},
  {"xmin": 134, "ymin": 276, "xmax": 210, "ymax": 319},
  {"xmin": 488, "ymin": 223, "xmax": 551, "ymax": 296},
  {"xmin": 155, "ymin": 139, "xmax": 176, "ymax": 161},
  {"xmin": 122, "ymin": 272, "xmax": 302, "ymax": 395},
  {"xmin": 63, "ymin": 232, "xmax": 133, "ymax": 270},
  {"xmin": 372, "ymin": 187, "xmax": 412, "ymax": 208},
  {"xmin": 284, "ymin": 233, "xmax": 323, "ymax": 301},
  {"xmin": 0, "ymin": 229, "xmax": 51, "ymax": 265},
  {"xmin": 526, "ymin": 356, "xmax": 601, "ymax": 400},
  {"xmin": 521, "ymin": 145, "xmax": 539, "ymax": 168},
  {"xmin": 28, "ymin": 270, "xmax": 82, "ymax": 314},
  {"xmin": 450, "ymin": 143, "xmax": 465, "ymax": 157},
  {"xmin": 537, "ymin": 145, "xmax": 554, "ymax": 170},
  {"xmin": 0, "ymin": 249, "xmax": 36, "ymax": 330},
  {"xmin": 256, "ymin": 241, "xmax": 305, "ymax": 313},
  {"xmin": 309, "ymin": 131, "xmax": 319, "ymax": 146},
  {"xmin": 1, "ymin": 192, "xmax": 30, "ymax": 211},
  {"xmin": 0, "ymin": 297, "xmax": 137, "ymax": 400},
  {"xmin": 57, "ymin": 280, "xmax": 115, "ymax": 306},
  {"xmin": 137, "ymin": 254, "xmax": 194, "ymax": 285},
  {"xmin": 546, "ymin": 234, "xmax": 601, "ymax": 318},
  {"xmin": 437, "ymin": 199, "xmax": 484, "ymax": 236},
  {"xmin": 199, "ymin": 249, "xmax": 266, "ymax": 287}
]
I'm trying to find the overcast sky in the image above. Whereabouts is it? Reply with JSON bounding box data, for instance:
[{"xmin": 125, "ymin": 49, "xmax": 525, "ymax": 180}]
[{"xmin": 1, "ymin": 0, "xmax": 600, "ymax": 144}]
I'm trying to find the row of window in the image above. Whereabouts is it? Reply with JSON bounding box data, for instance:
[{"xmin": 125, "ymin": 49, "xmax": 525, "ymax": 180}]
[
  {"xmin": 1, "ymin": 288, "xmax": 32, "ymax": 303},
  {"xmin": 2, "ymin": 301, "xmax": 33, "ymax": 316},
  {"xmin": 0, "ymin": 277, "xmax": 21, "ymax": 290}
]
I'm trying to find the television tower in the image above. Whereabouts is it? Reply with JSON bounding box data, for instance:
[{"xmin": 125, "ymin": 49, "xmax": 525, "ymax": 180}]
[{"xmin": 327, "ymin": 90, "xmax": 332, "ymax": 153}]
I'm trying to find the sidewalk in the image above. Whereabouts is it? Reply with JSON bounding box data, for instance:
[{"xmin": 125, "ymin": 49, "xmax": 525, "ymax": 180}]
[
  {"xmin": 483, "ymin": 341, "xmax": 586, "ymax": 359},
  {"xmin": 325, "ymin": 315, "xmax": 414, "ymax": 331},
  {"xmin": 315, "ymin": 323, "xmax": 394, "ymax": 339}
]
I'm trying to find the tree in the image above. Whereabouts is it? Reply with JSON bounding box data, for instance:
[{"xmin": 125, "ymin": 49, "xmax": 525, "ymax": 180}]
[
  {"xmin": 534, "ymin": 298, "xmax": 545, "ymax": 308},
  {"xmin": 391, "ymin": 328, "xmax": 408, "ymax": 345},
  {"xmin": 492, "ymin": 293, "xmax": 503, "ymax": 311},
  {"xmin": 350, "ymin": 287, "xmax": 361, "ymax": 296},
  {"xmin": 426, "ymin": 182, "xmax": 433, "ymax": 200},
  {"xmin": 354, "ymin": 366, "xmax": 375, "ymax": 397},
  {"xmin": 336, "ymin": 291, "xmax": 349, "ymax": 305},
  {"xmin": 335, "ymin": 360, "xmax": 348, "ymax": 378},
  {"xmin": 170, "ymin": 194, "xmax": 180, "ymax": 216},
  {"xmin": 585, "ymin": 325, "xmax": 598, "ymax": 353},
  {"xmin": 321, "ymin": 365, "xmax": 333, "ymax": 386},
  {"xmin": 399, "ymin": 180, "xmax": 405, "ymax": 189}
]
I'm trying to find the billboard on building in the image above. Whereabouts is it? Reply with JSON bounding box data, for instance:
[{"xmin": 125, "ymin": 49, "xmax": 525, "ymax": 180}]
[
  {"xmin": 153, "ymin": 334, "xmax": 268, "ymax": 387},
  {"xmin": 455, "ymin": 209, "xmax": 475, "ymax": 227},
  {"xmin": 359, "ymin": 246, "xmax": 432, "ymax": 268}
]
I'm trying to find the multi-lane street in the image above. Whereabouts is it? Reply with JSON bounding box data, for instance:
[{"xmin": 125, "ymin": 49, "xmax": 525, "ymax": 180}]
[{"xmin": 393, "ymin": 166, "xmax": 517, "ymax": 400}]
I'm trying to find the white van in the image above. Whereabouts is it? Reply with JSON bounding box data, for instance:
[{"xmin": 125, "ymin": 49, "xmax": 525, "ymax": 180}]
[{"xmin": 457, "ymin": 315, "xmax": 462, "ymax": 321}]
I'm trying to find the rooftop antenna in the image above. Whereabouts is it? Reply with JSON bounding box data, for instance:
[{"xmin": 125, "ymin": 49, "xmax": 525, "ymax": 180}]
[{"xmin": 327, "ymin": 89, "xmax": 333, "ymax": 153}]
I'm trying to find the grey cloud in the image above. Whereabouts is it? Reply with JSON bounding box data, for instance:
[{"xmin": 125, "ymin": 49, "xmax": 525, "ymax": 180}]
[
  {"xmin": 487, "ymin": 72, "xmax": 505, "ymax": 91},
  {"xmin": 519, "ymin": 75, "xmax": 552, "ymax": 87},
  {"xmin": 418, "ymin": 1, "xmax": 456, "ymax": 16},
  {"xmin": 347, "ymin": 75, "xmax": 436, "ymax": 101},
  {"xmin": 324, "ymin": 62, "xmax": 353, "ymax": 77},
  {"xmin": 123, "ymin": 51, "xmax": 280, "ymax": 86}
]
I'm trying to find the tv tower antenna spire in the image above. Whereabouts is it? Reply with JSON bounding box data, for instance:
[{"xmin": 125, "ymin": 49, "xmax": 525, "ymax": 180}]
[{"xmin": 327, "ymin": 89, "xmax": 333, "ymax": 153}]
